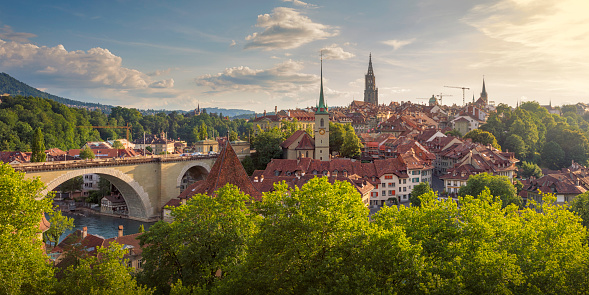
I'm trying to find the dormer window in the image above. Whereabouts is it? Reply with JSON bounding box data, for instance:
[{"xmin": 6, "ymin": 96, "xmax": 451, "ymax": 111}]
[
  {"xmin": 313, "ymin": 170, "xmax": 318, "ymax": 175},
  {"xmin": 274, "ymin": 170, "xmax": 280, "ymax": 176}
]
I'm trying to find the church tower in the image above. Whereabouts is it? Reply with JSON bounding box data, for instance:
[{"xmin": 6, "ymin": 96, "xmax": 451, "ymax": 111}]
[
  {"xmin": 315, "ymin": 55, "xmax": 330, "ymax": 161},
  {"xmin": 364, "ymin": 54, "xmax": 378, "ymax": 105},
  {"xmin": 480, "ymin": 77, "xmax": 488, "ymax": 105}
]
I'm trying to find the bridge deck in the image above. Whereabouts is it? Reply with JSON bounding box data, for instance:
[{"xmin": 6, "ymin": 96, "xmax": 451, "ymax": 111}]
[{"xmin": 11, "ymin": 154, "xmax": 218, "ymax": 172}]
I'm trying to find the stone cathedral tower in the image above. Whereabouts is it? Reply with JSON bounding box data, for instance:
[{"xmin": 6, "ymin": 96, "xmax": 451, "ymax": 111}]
[
  {"xmin": 364, "ymin": 54, "xmax": 378, "ymax": 105},
  {"xmin": 315, "ymin": 56, "xmax": 330, "ymax": 162}
]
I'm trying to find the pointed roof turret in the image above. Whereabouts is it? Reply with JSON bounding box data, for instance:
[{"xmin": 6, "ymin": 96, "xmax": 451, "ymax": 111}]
[
  {"xmin": 316, "ymin": 53, "xmax": 329, "ymax": 115},
  {"xmin": 186, "ymin": 141, "xmax": 262, "ymax": 201}
]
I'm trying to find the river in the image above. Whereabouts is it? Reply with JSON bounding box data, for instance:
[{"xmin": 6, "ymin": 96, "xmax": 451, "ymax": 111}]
[{"xmin": 56, "ymin": 211, "xmax": 156, "ymax": 243}]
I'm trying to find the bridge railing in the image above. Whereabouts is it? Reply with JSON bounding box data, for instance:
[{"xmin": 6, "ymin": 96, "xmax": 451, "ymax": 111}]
[{"xmin": 10, "ymin": 154, "xmax": 218, "ymax": 172}]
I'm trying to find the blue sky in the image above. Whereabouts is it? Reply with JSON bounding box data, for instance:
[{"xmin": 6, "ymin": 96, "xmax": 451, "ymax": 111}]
[{"xmin": 1, "ymin": 0, "xmax": 588, "ymax": 112}]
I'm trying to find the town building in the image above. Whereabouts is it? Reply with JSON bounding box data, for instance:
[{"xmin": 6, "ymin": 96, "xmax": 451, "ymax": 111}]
[{"xmin": 524, "ymin": 161, "xmax": 589, "ymax": 206}]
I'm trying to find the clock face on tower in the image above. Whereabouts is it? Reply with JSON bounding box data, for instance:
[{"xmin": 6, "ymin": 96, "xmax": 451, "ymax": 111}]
[{"xmin": 319, "ymin": 129, "xmax": 325, "ymax": 135}]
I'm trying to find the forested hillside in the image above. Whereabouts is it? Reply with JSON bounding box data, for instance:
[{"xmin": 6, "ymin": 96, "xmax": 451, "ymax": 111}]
[
  {"xmin": 0, "ymin": 73, "xmax": 112, "ymax": 113},
  {"xmin": 0, "ymin": 96, "xmax": 253, "ymax": 152},
  {"xmin": 480, "ymin": 101, "xmax": 589, "ymax": 168}
]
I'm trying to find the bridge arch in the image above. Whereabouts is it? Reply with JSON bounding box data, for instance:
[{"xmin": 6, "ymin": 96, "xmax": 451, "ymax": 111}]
[
  {"xmin": 176, "ymin": 162, "xmax": 211, "ymax": 189},
  {"xmin": 41, "ymin": 168, "xmax": 152, "ymax": 220}
]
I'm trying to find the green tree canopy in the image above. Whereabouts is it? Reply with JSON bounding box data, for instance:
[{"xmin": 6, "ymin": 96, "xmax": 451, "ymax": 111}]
[
  {"xmin": 44, "ymin": 209, "xmax": 74, "ymax": 247},
  {"xmin": 251, "ymin": 128, "xmax": 283, "ymax": 170},
  {"xmin": 112, "ymin": 140, "xmax": 124, "ymax": 149},
  {"xmin": 445, "ymin": 129, "xmax": 462, "ymax": 137},
  {"xmin": 458, "ymin": 172, "xmax": 521, "ymax": 208},
  {"xmin": 31, "ymin": 127, "xmax": 46, "ymax": 162},
  {"xmin": 0, "ymin": 163, "xmax": 54, "ymax": 294},
  {"xmin": 504, "ymin": 134, "xmax": 527, "ymax": 159},
  {"xmin": 56, "ymin": 243, "xmax": 153, "ymax": 294},
  {"xmin": 542, "ymin": 141, "xmax": 565, "ymax": 170},
  {"xmin": 79, "ymin": 146, "xmax": 95, "ymax": 159},
  {"xmin": 463, "ymin": 129, "xmax": 501, "ymax": 150},
  {"xmin": 138, "ymin": 185, "xmax": 257, "ymax": 294},
  {"xmin": 340, "ymin": 128, "xmax": 363, "ymax": 158},
  {"xmin": 569, "ymin": 191, "xmax": 589, "ymax": 228},
  {"xmin": 519, "ymin": 161, "xmax": 543, "ymax": 179},
  {"xmin": 409, "ymin": 181, "xmax": 433, "ymax": 207}
]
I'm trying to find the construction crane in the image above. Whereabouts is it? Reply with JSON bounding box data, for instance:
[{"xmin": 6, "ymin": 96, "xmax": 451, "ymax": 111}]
[
  {"xmin": 77, "ymin": 123, "xmax": 132, "ymax": 142},
  {"xmin": 444, "ymin": 86, "xmax": 470, "ymax": 106},
  {"xmin": 436, "ymin": 93, "xmax": 452, "ymax": 106}
]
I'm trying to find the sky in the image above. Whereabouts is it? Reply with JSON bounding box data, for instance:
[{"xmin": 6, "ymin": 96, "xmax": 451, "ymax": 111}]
[{"xmin": 1, "ymin": 0, "xmax": 588, "ymax": 112}]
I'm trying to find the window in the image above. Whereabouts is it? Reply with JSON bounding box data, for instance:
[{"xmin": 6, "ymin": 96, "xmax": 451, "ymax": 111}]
[
  {"xmin": 382, "ymin": 190, "xmax": 386, "ymax": 196},
  {"xmin": 388, "ymin": 183, "xmax": 395, "ymax": 188},
  {"xmin": 385, "ymin": 175, "xmax": 393, "ymax": 180},
  {"xmin": 320, "ymin": 118, "xmax": 324, "ymax": 127},
  {"xmin": 403, "ymin": 187, "xmax": 407, "ymax": 192},
  {"xmin": 403, "ymin": 179, "xmax": 407, "ymax": 184},
  {"xmin": 398, "ymin": 179, "xmax": 402, "ymax": 184},
  {"xmin": 388, "ymin": 190, "xmax": 394, "ymax": 196},
  {"xmin": 412, "ymin": 178, "xmax": 419, "ymax": 183}
]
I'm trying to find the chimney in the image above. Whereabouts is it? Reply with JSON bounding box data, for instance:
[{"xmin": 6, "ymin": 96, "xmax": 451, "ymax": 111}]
[
  {"xmin": 82, "ymin": 227, "xmax": 88, "ymax": 239},
  {"xmin": 254, "ymin": 176, "xmax": 259, "ymax": 183},
  {"xmin": 275, "ymin": 106, "xmax": 278, "ymax": 114},
  {"xmin": 260, "ymin": 175, "xmax": 264, "ymax": 182},
  {"xmin": 118, "ymin": 225, "xmax": 124, "ymax": 237},
  {"xmin": 264, "ymin": 110, "xmax": 266, "ymax": 116}
]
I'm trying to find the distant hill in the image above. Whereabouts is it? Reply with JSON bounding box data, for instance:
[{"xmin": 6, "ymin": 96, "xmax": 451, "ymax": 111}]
[
  {"xmin": 204, "ymin": 107, "xmax": 255, "ymax": 118},
  {"xmin": 0, "ymin": 72, "xmax": 255, "ymax": 117},
  {"xmin": 0, "ymin": 72, "xmax": 113, "ymax": 113}
]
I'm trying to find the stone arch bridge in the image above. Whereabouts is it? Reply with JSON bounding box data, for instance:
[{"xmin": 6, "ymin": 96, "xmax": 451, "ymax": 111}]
[{"xmin": 12, "ymin": 155, "xmax": 217, "ymax": 221}]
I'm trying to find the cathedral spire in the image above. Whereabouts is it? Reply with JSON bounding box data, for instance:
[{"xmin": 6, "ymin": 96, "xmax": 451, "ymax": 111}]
[
  {"xmin": 316, "ymin": 52, "xmax": 328, "ymax": 114},
  {"xmin": 367, "ymin": 53, "xmax": 374, "ymax": 76}
]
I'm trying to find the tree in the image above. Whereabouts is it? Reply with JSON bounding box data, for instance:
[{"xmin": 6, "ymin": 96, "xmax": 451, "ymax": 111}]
[
  {"xmin": 519, "ymin": 161, "xmax": 543, "ymax": 179},
  {"xmin": 138, "ymin": 224, "xmax": 145, "ymax": 233},
  {"xmin": 221, "ymin": 177, "xmax": 424, "ymax": 294},
  {"xmin": 329, "ymin": 122, "xmax": 346, "ymax": 154},
  {"xmin": 0, "ymin": 163, "xmax": 55, "ymax": 294},
  {"xmin": 79, "ymin": 146, "xmax": 95, "ymax": 159},
  {"xmin": 60, "ymin": 176, "xmax": 83, "ymax": 197},
  {"xmin": 458, "ymin": 172, "xmax": 521, "ymax": 208},
  {"xmin": 340, "ymin": 129, "xmax": 363, "ymax": 158},
  {"xmin": 138, "ymin": 185, "xmax": 258, "ymax": 294},
  {"xmin": 504, "ymin": 134, "xmax": 527, "ymax": 159},
  {"xmin": 112, "ymin": 140, "xmax": 124, "ymax": 149},
  {"xmin": 44, "ymin": 209, "xmax": 74, "ymax": 247},
  {"xmin": 199, "ymin": 122, "xmax": 208, "ymax": 140},
  {"xmin": 374, "ymin": 189, "xmax": 589, "ymax": 294},
  {"xmin": 229, "ymin": 130, "xmax": 238, "ymax": 142},
  {"xmin": 542, "ymin": 141, "xmax": 565, "ymax": 170},
  {"xmin": 569, "ymin": 191, "xmax": 589, "ymax": 228},
  {"xmin": 445, "ymin": 129, "xmax": 462, "ymax": 137},
  {"xmin": 251, "ymin": 128, "xmax": 283, "ymax": 170},
  {"xmin": 57, "ymin": 243, "xmax": 153, "ymax": 294},
  {"xmin": 463, "ymin": 129, "xmax": 501, "ymax": 150},
  {"xmin": 410, "ymin": 182, "xmax": 433, "ymax": 207},
  {"xmin": 31, "ymin": 127, "xmax": 46, "ymax": 162}
]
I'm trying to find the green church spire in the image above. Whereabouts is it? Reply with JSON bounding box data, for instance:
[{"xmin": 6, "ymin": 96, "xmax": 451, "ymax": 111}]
[{"xmin": 316, "ymin": 52, "xmax": 328, "ymax": 115}]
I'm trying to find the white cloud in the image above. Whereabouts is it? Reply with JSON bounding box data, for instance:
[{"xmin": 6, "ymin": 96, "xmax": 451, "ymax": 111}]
[
  {"xmin": 462, "ymin": 0, "xmax": 589, "ymax": 71},
  {"xmin": 281, "ymin": 0, "xmax": 317, "ymax": 8},
  {"xmin": 229, "ymin": 40, "xmax": 237, "ymax": 47},
  {"xmin": 321, "ymin": 44, "xmax": 355, "ymax": 60},
  {"xmin": 195, "ymin": 60, "xmax": 318, "ymax": 95},
  {"xmin": 244, "ymin": 7, "xmax": 338, "ymax": 50},
  {"xmin": 382, "ymin": 38, "xmax": 416, "ymax": 51},
  {"xmin": 149, "ymin": 79, "xmax": 174, "ymax": 88},
  {"xmin": 0, "ymin": 39, "xmax": 173, "ymax": 90},
  {"xmin": 0, "ymin": 25, "xmax": 36, "ymax": 43}
]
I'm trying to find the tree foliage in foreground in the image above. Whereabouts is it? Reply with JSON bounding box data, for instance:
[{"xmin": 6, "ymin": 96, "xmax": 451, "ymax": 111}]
[
  {"xmin": 56, "ymin": 243, "xmax": 153, "ymax": 295},
  {"xmin": 410, "ymin": 181, "xmax": 433, "ymax": 207},
  {"xmin": 138, "ymin": 185, "xmax": 258, "ymax": 294},
  {"xmin": 0, "ymin": 163, "xmax": 54, "ymax": 294}
]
